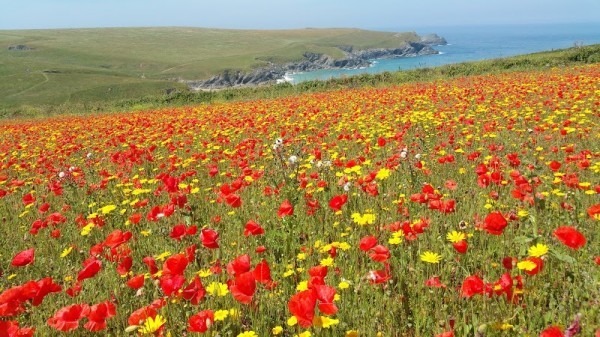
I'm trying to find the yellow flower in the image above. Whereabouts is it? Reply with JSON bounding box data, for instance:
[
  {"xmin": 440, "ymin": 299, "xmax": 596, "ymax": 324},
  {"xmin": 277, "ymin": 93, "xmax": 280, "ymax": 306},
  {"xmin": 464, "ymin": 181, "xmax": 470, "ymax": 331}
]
[
  {"xmin": 320, "ymin": 257, "xmax": 334, "ymax": 267},
  {"xmin": 420, "ymin": 251, "xmax": 442, "ymax": 264},
  {"xmin": 295, "ymin": 331, "xmax": 312, "ymax": 337},
  {"xmin": 296, "ymin": 281, "xmax": 308, "ymax": 291},
  {"xmin": 206, "ymin": 282, "xmax": 229, "ymax": 296},
  {"xmin": 517, "ymin": 260, "xmax": 536, "ymax": 271},
  {"xmin": 197, "ymin": 269, "xmax": 213, "ymax": 278},
  {"xmin": 492, "ymin": 322, "xmax": 514, "ymax": 331},
  {"xmin": 446, "ymin": 231, "xmax": 466, "ymax": 243},
  {"xmin": 297, "ymin": 253, "xmax": 306, "ymax": 261},
  {"xmin": 60, "ymin": 246, "xmax": 73, "ymax": 258},
  {"xmin": 214, "ymin": 310, "xmax": 229, "ymax": 321},
  {"xmin": 100, "ymin": 204, "xmax": 117, "ymax": 214},
  {"xmin": 237, "ymin": 331, "xmax": 258, "ymax": 337},
  {"xmin": 375, "ymin": 168, "xmax": 391, "ymax": 180},
  {"xmin": 287, "ymin": 316, "xmax": 298, "ymax": 326},
  {"xmin": 338, "ymin": 281, "xmax": 350, "ymax": 289},
  {"xmin": 154, "ymin": 251, "xmax": 172, "ymax": 261},
  {"xmin": 272, "ymin": 326, "xmax": 283, "ymax": 335},
  {"xmin": 320, "ymin": 316, "xmax": 339, "ymax": 328},
  {"xmin": 351, "ymin": 213, "xmax": 376, "ymax": 225},
  {"xmin": 388, "ymin": 230, "xmax": 404, "ymax": 245},
  {"xmin": 528, "ymin": 243, "xmax": 549, "ymax": 257},
  {"xmin": 80, "ymin": 223, "xmax": 94, "ymax": 236},
  {"xmin": 138, "ymin": 315, "xmax": 166, "ymax": 335},
  {"xmin": 346, "ymin": 330, "xmax": 359, "ymax": 337}
]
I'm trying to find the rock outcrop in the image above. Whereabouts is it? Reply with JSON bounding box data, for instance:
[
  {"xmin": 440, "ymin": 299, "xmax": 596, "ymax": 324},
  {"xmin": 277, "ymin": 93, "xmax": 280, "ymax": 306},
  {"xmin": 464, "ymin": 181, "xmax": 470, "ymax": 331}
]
[
  {"xmin": 420, "ymin": 34, "xmax": 447, "ymax": 45},
  {"xmin": 8, "ymin": 44, "xmax": 32, "ymax": 51},
  {"xmin": 187, "ymin": 37, "xmax": 446, "ymax": 90}
]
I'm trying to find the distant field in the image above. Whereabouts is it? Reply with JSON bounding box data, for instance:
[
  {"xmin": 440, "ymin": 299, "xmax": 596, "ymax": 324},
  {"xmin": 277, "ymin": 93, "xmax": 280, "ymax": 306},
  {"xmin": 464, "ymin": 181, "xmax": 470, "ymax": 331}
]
[{"xmin": 0, "ymin": 27, "xmax": 420, "ymax": 112}]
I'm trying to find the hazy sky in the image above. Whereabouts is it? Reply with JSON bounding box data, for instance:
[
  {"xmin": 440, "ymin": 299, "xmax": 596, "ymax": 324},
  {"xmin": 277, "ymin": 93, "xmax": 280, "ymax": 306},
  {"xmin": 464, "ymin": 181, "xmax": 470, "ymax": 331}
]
[{"xmin": 2, "ymin": 0, "xmax": 600, "ymax": 30}]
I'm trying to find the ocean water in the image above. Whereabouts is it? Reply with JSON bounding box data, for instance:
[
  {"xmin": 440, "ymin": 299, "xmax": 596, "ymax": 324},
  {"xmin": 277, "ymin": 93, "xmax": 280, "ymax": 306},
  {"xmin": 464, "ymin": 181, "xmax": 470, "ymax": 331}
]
[{"xmin": 287, "ymin": 22, "xmax": 600, "ymax": 84}]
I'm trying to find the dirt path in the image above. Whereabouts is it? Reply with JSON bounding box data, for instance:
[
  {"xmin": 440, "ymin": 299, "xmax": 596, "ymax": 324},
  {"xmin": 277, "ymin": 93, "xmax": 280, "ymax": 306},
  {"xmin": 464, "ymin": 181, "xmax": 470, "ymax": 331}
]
[{"xmin": 6, "ymin": 72, "xmax": 49, "ymax": 98}]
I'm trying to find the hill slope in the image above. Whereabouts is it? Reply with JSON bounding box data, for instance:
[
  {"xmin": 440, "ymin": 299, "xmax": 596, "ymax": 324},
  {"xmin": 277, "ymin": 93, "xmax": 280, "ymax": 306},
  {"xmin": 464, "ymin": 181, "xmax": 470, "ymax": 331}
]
[{"xmin": 0, "ymin": 27, "xmax": 427, "ymax": 110}]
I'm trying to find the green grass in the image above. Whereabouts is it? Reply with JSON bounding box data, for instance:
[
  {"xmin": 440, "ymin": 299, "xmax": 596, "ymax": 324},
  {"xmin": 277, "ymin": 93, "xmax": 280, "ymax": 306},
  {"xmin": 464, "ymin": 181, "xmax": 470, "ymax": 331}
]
[{"xmin": 0, "ymin": 27, "xmax": 420, "ymax": 113}]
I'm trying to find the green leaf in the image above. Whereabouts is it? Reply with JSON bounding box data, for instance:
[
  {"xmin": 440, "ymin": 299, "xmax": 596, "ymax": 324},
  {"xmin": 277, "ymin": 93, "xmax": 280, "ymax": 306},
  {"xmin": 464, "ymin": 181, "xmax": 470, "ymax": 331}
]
[{"xmin": 551, "ymin": 250, "xmax": 577, "ymax": 264}]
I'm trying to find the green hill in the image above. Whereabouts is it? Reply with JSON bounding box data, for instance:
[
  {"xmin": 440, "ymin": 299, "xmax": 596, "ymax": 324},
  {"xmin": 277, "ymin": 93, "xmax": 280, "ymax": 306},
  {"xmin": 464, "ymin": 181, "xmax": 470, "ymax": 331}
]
[{"xmin": 0, "ymin": 27, "xmax": 420, "ymax": 111}]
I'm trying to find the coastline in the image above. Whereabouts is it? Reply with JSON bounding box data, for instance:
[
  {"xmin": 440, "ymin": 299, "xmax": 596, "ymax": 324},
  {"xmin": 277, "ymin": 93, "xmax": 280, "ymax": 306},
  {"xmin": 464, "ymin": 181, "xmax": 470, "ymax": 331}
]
[{"xmin": 185, "ymin": 34, "xmax": 447, "ymax": 90}]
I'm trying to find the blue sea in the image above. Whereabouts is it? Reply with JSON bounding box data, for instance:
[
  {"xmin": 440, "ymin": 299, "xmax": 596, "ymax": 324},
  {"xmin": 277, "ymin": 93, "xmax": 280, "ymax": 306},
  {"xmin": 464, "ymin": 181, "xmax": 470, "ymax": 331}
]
[{"xmin": 287, "ymin": 22, "xmax": 600, "ymax": 83}]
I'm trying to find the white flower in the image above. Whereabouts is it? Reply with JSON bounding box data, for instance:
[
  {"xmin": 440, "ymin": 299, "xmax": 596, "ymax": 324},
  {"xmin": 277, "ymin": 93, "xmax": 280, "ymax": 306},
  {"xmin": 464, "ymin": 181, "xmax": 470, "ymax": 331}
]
[
  {"xmin": 343, "ymin": 182, "xmax": 352, "ymax": 192},
  {"xmin": 68, "ymin": 166, "xmax": 76, "ymax": 172},
  {"xmin": 415, "ymin": 153, "xmax": 421, "ymax": 160},
  {"xmin": 58, "ymin": 171, "xmax": 66, "ymax": 178},
  {"xmin": 86, "ymin": 152, "xmax": 93, "ymax": 159},
  {"xmin": 400, "ymin": 148, "xmax": 408, "ymax": 159},
  {"xmin": 288, "ymin": 155, "xmax": 298, "ymax": 164}
]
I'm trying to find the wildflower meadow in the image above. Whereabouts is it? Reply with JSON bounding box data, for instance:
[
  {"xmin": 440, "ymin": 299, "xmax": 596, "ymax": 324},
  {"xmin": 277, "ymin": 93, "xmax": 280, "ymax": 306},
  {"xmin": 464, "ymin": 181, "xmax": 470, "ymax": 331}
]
[{"xmin": 0, "ymin": 64, "xmax": 599, "ymax": 336}]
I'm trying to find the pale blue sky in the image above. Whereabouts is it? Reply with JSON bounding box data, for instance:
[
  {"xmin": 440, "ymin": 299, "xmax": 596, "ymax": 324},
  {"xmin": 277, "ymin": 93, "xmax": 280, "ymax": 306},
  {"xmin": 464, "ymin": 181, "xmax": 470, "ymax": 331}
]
[{"xmin": 2, "ymin": 0, "xmax": 599, "ymax": 30}]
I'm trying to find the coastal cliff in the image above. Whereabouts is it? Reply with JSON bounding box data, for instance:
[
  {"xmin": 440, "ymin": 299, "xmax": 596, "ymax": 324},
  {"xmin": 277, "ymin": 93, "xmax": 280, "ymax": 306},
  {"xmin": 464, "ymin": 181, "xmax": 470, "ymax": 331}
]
[{"xmin": 187, "ymin": 36, "xmax": 446, "ymax": 89}]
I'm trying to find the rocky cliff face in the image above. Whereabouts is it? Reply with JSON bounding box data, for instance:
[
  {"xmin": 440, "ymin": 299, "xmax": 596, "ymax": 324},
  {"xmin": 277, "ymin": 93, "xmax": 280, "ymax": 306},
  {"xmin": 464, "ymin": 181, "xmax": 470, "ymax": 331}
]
[
  {"xmin": 187, "ymin": 38, "xmax": 445, "ymax": 90},
  {"xmin": 419, "ymin": 34, "xmax": 448, "ymax": 45}
]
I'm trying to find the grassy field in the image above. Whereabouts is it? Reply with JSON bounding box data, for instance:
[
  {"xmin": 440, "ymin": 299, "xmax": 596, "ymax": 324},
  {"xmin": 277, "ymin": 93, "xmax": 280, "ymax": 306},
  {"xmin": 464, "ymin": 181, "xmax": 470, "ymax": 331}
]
[{"xmin": 0, "ymin": 27, "xmax": 420, "ymax": 113}]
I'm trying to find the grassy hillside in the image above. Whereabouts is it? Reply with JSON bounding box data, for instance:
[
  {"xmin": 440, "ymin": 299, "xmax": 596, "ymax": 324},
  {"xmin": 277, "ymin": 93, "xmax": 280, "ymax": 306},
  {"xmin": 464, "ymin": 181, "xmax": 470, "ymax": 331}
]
[{"xmin": 0, "ymin": 27, "xmax": 420, "ymax": 112}]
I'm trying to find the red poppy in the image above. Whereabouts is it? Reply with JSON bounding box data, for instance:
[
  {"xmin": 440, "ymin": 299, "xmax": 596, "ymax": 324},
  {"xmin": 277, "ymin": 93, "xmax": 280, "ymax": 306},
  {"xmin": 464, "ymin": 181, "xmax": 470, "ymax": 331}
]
[
  {"xmin": 142, "ymin": 256, "xmax": 159, "ymax": 276},
  {"xmin": 461, "ymin": 275, "xmax": 484, "ymax": 297},
  {"xmin": 369, "ymin": 245, "xmax": 391, "ymax": 262},
  {"xmin": 65, "ymin": 281, "xmax": 83, "ymax": 298},
  {"xmin": 502, "ymin": 257, "xmax": 516, "ymax": 270},
  {"xmin": 77, "ymin": 258, "xmax": 102, "ymax": 281},
  {"xmin": 0, "ymin": 286, "xmax": 27, "ymax": 317},
  {"xmin": 277, "ymin": 199, "xmax": 294, "ymax": 218},
  {"xmin": 548, "ymin": 161, "xmax": 562, "ymax": 172},
  {"xmin": 181, "ymin": 276, "xmax": 206, "ymax": 305},
  {"xmin": 129, "ymin": 213, "xmax": 142, "ymax": 224},
  {"xmin": 314, "ymin": 285, "xmax": 338, "ymax": 315},
  {"xmin": 103, "ymin": 229, "xmax": 132, "ymax": 249},
  {"xmin": 188, "ymin": 310, "xmax": 214, "ymax": 333},
  {"xmin": 255, "ymin": 245, "xmax": 267, "ymax": 254},
  {"xmin": 200, "ymin": 228, "xmax": 219, "ymax": 249},
  {"xmin": 0, "ymin": 320, "xmax": 35, "ymax": 337},
  {"xmin": 47, "ymin": 304, "xmax": 90, "ymax": 332},
  {"xmin": 586, "ymin": 204, "xmax": 600, "ymax": 219},
  {"xmin": 523, "ymin": 257, "xmax": 544, "ymax": 276},
  {"xmin": 553, "ymin": 226, "xmax": 586, "ymax": 250},
  {"xmin": 116, "ymin": 256, "xmax": 133, "ymax": 276},
  {"xmin": 435, "ymin": 331, "xmax": 454, "ymax": 337},
  {"xmin": 452, "ymin": 240, "xmax": 468, "ymax": 254},
  {"xmin": 11, "ymin": 248, "xmax": 35, "ymax": 267},
  {"xmin": 163, "ymin": 253, "xmax": 188, "ymax": 276},
  {"xmin": 225, "ymin": 194, "xmax": 242, "ymax": 208},
  {"xmin": 328, "ymin": 194, "xmax": 348, "ymax": 211},
  {"xmin": 126, "ymin": 274, "xmax": 145, "ymax": 290},
  {"xmin": 227, "ymin": 254, "xmax": 251, "ymax": 277},
  {"xmin": 84, "ymin": 300, "xmax": 116, "ymax": 332},
  {"xmin": 288, "ymin": 290, "xmax": 317, "ymax": 328},
  {"xmin": 229, "ymin": 271, "xmax": 256, "ymax": 305},
  {"xmin": 22, "ymin": 193, "xmax": 35, "ymax": 206},
  {"xmin": 159, "ymin": 274, "xmax": 185, "ymax": 296},
  {"xmin": 368, "ymin": 264, "xmax": 392, "ymax": 284},
  {"xmin": 169, "ymin": 224, "xmax": 187, "ymax": 241},
  {"xmin": 253, "ymin": 259, "xmax": 275, "ymax": 288},
  {"xmin": 359, "ymin": 236, "xmax": 377, "ymax": 251},
  {"xmin": 31, "ymin": 277, "xmax": 61, "ymax": 306},
  {"xmin": 425, "ymin": 276, "xmax": 447, "ymax": 288},
  {"xmin": 540, "ymin": 326, "xmax": 564, "ymax": 337},
  {"xmin": 483, "ymin": 211, "xmax": 508, "ymax": 235},
  {"xmin": 243, "ymin": 220, "xmax": 265, "ymax": 236}
]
